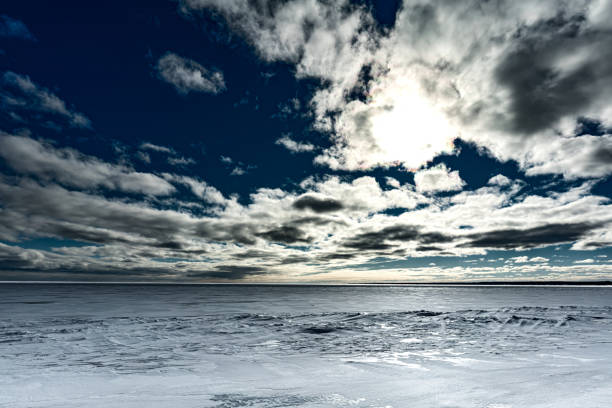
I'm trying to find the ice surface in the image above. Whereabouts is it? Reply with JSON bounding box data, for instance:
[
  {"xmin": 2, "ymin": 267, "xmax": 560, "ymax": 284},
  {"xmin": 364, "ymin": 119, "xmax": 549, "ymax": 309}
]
[{"xmin": 1, "ymin": 284, "xmax": 611, "ymax": 407}]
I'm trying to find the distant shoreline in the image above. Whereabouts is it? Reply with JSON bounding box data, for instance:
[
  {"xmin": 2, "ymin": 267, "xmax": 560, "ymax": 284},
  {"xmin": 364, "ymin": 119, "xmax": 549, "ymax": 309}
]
[
  {"xmin": 0, "ymin": 280, "xmax": 611, "ymax": 286},
  {"xmin": 360, "ymin": 281, "xmax": 612, "ymax": 286}
]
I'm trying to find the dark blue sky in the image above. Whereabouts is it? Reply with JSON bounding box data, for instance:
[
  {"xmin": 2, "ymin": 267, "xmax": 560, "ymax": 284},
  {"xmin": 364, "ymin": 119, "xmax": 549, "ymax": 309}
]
[{"xmin": 1, "ymin": 0, "xmax": 611, "ymax": 282}]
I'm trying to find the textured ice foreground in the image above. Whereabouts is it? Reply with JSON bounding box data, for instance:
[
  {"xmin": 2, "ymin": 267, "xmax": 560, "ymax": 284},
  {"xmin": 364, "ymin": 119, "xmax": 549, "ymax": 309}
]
[{"xmin": 1, "ymin": 284, "xmax": 612, "ymax": 408}]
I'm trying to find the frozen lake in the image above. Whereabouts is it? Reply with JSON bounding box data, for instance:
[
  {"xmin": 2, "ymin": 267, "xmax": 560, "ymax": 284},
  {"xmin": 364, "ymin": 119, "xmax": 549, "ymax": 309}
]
[{"xmin": 1, "ymin": 284, "xmax": 611, "ymax": 407}]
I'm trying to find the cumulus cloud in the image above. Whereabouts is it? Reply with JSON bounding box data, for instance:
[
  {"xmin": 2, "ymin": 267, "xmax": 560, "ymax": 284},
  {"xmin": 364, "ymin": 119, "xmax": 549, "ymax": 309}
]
[
  {"xmin": 464, "ymin": 224, "xmax": 600, "ymax": 250},
  {"xmin": 0, "ymin": 137, "xmax": 611, "ymax": 281},
  {"xmin": 385, "ymin": 177, "xmax": 401, "ymax": 188},
  {"xmin": 342, "ymin": 225, "xmax": 452, "ymax": 252},
  {"xmin": 299, "ymin": 174, "xmax": 427, "ymax": 213},
  {"xmin": 522, "ymin": 135, "xmax": 612, "ymax": 179},
  {"xmin": 0, "ymin": 134, "xmax": 175, "ymax": 196},
  {"xmin": 414, "ymin": 164, "xmax": 465, "ymax": 193},
  {"xmin": 156, "ymin": 52, "xmax": 226, "ymax": 95},
  {"xmin": 488, "ymin": 175, "xmax": 512, "ymax": 187},
  {"xmin": 0, "ymin": 168, "xmax": 610, "ymax": 280},
  {"xmin": 275, "ymin": 134, "xmax": 316, "ymax": 153},
  {"xmin": 181, "ymin": 0, "xmax": 612, "ymax": 179},
  {"xmin": 1, "ymin": 72, "xmax": 91, "ymax": 128},
  {"xmin": 5, "ymin": 4, "xmax": 611, "ymax": 281},
  {"xmin": 256, "ymin": 225, "xmax": 311, "ymax": 244},
  {"xmin": 293, "ymin": 194, "xmax": 344, "ymax": 213}
]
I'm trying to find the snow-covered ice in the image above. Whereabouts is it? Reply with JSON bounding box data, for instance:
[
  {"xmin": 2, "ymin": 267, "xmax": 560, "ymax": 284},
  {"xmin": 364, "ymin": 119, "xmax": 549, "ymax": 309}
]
[{"xmin": 1, "ymin": 284, "xmax": 611, "ymax": 407}]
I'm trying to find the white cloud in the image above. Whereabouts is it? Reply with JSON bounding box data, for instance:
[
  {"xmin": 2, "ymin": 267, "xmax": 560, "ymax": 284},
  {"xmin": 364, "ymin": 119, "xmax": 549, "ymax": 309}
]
[
  {"xmin": 414, "ymin": 164, "xmax": 465, "ymax": 193},
  {"xmin": 312, "ymin": 63, "xmax": 459, "ymax": 171},
  {"xmin": 0, "ymin": 165, "xmax": 610, "ymax": 280},
  {"xmin": 156, "ymin": 52, "xmax": 226, "ymax": 95},
  {"xmin": 385, "ymin": 177, "xmax": 401, "ymax": 188},
  {"xmin": 1, "ymin": 72, "xmax": 91, "ymax": 128},
  {"xmin": 511, "ymin": 256, "xmax": 549, "ymax": 263},
  {"xmin": 168, "ymin": 156, "xmax": 196, "ymax": 166},
  {"xmin": 275, "ymin": 135, "xmax": 316, "ymax": 153},
  {"xmin": 299, "ymin": 175, "xmax": 427, "ymax": 214},
  {"xmin": 181, "ymin": 0, "xmax": 612, "ymax": 179},
  {"xmin": 0, "ymin": 134, "xmax": 175, "ymax": 196},
  {"xmin": 0, "ymin": 136, "xmax": 611, "ymax": 281},
  {"xmin": 574, "ymin": 258, "xmax": 596, "ymax": 264},
  {"xmin": 161, "ymin": 173, "xmax": 230, "ymax": 206},
  {"xmin": 139, "ymin": 142, "xmax": 195, "ymax": 166},
  {"xmin": 488, "ymin": 175, "xmax": 512, "ymax": 187},
  {"xmin": 219, "ymin": 155, "xmax": 253, "ymax": 176},
  {"xmin": 135, "ymin": 151, "xmax": 151, "ymax": 163},
  {"xmin": 140, "ymin": 142, "xmax": 174, "ymax": 154},
  {"xmin": 522, "ymin": 135, "xmax": 612, "ymax": 179}
]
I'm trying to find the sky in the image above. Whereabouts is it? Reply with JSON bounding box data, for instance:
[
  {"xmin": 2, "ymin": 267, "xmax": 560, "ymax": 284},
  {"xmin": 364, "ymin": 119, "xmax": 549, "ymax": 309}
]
[{"xmin": 1, "ymin": 0, "xmax": 612, "ymax": 283}]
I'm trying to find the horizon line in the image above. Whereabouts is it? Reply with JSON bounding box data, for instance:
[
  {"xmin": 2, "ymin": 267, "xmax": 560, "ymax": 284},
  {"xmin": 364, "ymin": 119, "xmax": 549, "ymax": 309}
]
[{"xmin": 1, "ymin": 280, "xmax": 611, "ymax": 286}]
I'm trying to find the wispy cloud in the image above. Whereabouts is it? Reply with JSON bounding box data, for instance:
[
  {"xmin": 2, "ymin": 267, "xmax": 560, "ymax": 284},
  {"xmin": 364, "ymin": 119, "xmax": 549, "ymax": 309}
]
[
  {"xmin": 168, "ymin": 156, "xmax": 196, "ymax": 166},
  {"xmin": 139, "ymin": 142, "xmax": 196, "ymax": 166},
  {"xmin": 156, "ymin": 52, "xmax": 226, "ymax": 95},
  {"xmin": 509, "ymin": 256, "xmax": 549, "ymax": 264},
  {"xmin": 0, "ymin": 15, "xmax": 35, "ymax": 40},
  {"xmin": 230, "ymin": 167, "xmax": 246, "ymax": 176},
  {"xmin": 161, "ymin": 173, "xmax": 230, "ymax": 205},
  {"xmin": 0, "ymin": 134, "xmax": 174, "ymax": 196},
  {"xmin": 135, "ymin": 151, "xmax": 151, "ymax": 163},
  {"xmin": 1, "ymin": 72, "xmax": 91, "ymax": 128},
  {"xmin": 140, "ymin": 142, "xmax": 174, "ymax": 154},
  {"xmin": 220, "ymin": 155, "xmax": 253, "ymax": 176}
]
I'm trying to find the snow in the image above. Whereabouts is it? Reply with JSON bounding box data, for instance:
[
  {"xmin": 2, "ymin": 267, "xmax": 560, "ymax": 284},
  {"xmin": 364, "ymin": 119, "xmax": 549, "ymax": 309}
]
[{"xmin": 1, "ymin": 284, "xmax": 611, "ymax": 407}]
